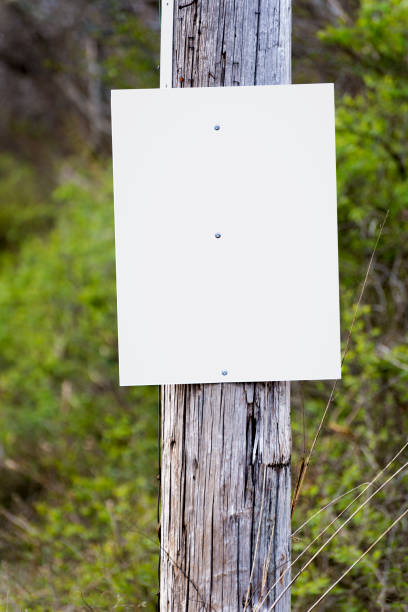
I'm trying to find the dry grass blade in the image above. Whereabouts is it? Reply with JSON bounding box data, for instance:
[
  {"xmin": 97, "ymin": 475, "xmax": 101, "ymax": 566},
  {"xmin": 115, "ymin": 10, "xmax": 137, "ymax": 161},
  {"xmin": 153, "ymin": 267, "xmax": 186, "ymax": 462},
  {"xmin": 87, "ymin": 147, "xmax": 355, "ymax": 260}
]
[
  {"xmin": 292, "ymin": 482, "xmax": 370, "ymax": 537},
  {"xmin": 294, "ymin": 436, "xmax": 408, "ymax": 536},
  {"xmin": 254, "ymin": 436, "xmax": 408, "ymax": 611},
  {"xmin": 291, "ymin": 210, "xmax": 390, "ymax": 517},
  {"xmin": 253, "ymin": 485, "xmax": 368, "ymax": 612},
  {"xmin": 267, "ymin": 458, "xmax": 408, "ymax": 611},
  {"xmin": 307, "ymin": 506, "xmax": 408, "ymax": 611}
]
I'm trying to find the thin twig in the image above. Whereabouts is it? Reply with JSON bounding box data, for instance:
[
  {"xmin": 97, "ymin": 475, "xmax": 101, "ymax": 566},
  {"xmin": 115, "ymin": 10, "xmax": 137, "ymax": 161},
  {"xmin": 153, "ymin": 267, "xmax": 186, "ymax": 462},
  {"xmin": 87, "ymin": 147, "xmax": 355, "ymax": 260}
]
[
  {"xmin": 291, "ymin": 384, "xmax": 307, "ymax": 518},
  {"xmin": 291, "ymin": 210, "xmax": 389, "ymax": 516},
  {"xmin": 306, "ymin": 506, "xmax": 408, "ymax": 611}
]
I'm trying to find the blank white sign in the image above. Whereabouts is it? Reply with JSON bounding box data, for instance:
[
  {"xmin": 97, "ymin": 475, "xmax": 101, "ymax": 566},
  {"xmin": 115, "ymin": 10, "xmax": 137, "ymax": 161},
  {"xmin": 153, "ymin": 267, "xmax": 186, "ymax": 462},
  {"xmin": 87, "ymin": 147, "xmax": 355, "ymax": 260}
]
[{"xmin": 111, "ymin": 84, "xmax": 341, "ymax": 386}]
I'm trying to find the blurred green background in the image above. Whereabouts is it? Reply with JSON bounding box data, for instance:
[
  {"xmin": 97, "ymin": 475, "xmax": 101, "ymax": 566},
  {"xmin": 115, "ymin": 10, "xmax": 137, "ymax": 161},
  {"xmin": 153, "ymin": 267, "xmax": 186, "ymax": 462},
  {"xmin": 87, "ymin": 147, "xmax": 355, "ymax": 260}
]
[{"xmin": 0, "ymin": 0, "xmax": 407, "ymax": 610}]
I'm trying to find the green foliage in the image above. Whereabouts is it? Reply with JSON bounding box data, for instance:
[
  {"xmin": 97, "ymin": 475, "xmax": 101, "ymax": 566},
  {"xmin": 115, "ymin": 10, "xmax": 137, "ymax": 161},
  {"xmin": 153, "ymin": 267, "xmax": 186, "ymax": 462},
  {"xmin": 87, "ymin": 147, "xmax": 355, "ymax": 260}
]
[
  {"xmin": 102, "ymin": 16, "xmax": 160, "ymax": 90},
  {"xmin": 0, "ymin": 166, "xmax": 159, "ymax": 609},
  {"xmin": 0, "ymin": 1, "xmax": 408, "ymax": 610},
  {"xmin": 0, "ymin": 155, "xmax": 55, "ymax": 251},
  {"xmin": 291, "ymin": 1, "xmax": 408, "ymax": 609},
  {"xmin": 321, "ymin": 1, "xmax": 408, "ymax": 298}
]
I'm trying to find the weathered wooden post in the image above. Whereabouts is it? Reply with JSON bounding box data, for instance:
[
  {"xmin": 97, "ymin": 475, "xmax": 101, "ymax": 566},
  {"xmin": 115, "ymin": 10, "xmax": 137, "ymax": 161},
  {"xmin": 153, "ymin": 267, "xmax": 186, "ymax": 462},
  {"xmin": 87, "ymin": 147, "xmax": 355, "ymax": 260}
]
[{"xmin": 160, "ymin": 2, "xmax": 292, "ymax": 610}]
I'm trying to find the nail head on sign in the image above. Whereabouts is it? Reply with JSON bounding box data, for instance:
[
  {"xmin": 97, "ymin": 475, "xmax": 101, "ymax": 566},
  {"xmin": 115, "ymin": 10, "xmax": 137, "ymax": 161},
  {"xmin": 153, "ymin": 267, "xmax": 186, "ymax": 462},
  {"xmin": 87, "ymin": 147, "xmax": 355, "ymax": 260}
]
[
  {"xmin": 214, "ymin": 125, "xmax": 221, "ymax": 131},
  {"xmin": 222, "ymin": 370, "xmax": 228, "ymax": 376},
  {"xmin": 215, "ymin": 233, "xmax": 221, "ymax": 239}
]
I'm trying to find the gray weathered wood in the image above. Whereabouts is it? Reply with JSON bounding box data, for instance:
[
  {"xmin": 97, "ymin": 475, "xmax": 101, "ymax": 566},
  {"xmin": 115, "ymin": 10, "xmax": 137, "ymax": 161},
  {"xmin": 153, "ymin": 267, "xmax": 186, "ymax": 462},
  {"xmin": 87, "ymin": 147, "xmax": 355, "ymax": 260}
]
[
  {"xmin": 161, "ymin": 2, "xmax": 292, "ymax": 610},
  {"xmin": 172, "ymin": 0, "xmax": 291, "ymax": 88}
]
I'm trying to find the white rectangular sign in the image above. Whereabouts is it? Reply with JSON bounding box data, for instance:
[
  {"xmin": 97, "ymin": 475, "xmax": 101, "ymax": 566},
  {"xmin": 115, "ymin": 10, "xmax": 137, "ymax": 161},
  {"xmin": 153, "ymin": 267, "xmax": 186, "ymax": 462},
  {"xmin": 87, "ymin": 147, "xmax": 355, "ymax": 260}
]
[{"xmin": 111, "ymin": 84, "xmax": 341, "ymax": 386}]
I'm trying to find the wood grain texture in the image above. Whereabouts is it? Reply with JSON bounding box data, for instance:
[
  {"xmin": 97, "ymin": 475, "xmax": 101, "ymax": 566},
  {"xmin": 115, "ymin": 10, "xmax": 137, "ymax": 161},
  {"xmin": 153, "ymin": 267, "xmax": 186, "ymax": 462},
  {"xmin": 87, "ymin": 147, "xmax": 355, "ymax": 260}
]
[
  {"xmin": 161, "ymin": 384, "xmax": 291, "ymax": 611},
  {"xmin": 172, "ymin": 0, "xmax": 291, "ymax": 88},
  {"xmin": 161, "ymin": 2, "xmax": 292, "ymax": 610}
]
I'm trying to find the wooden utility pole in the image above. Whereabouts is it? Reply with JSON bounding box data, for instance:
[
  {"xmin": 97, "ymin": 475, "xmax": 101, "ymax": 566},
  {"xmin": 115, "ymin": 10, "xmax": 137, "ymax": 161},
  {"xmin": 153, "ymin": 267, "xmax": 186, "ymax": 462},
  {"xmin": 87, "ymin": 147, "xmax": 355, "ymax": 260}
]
[{"xmin": 160, "ymin": 2, "xmax": 292, "ymax": 610}]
